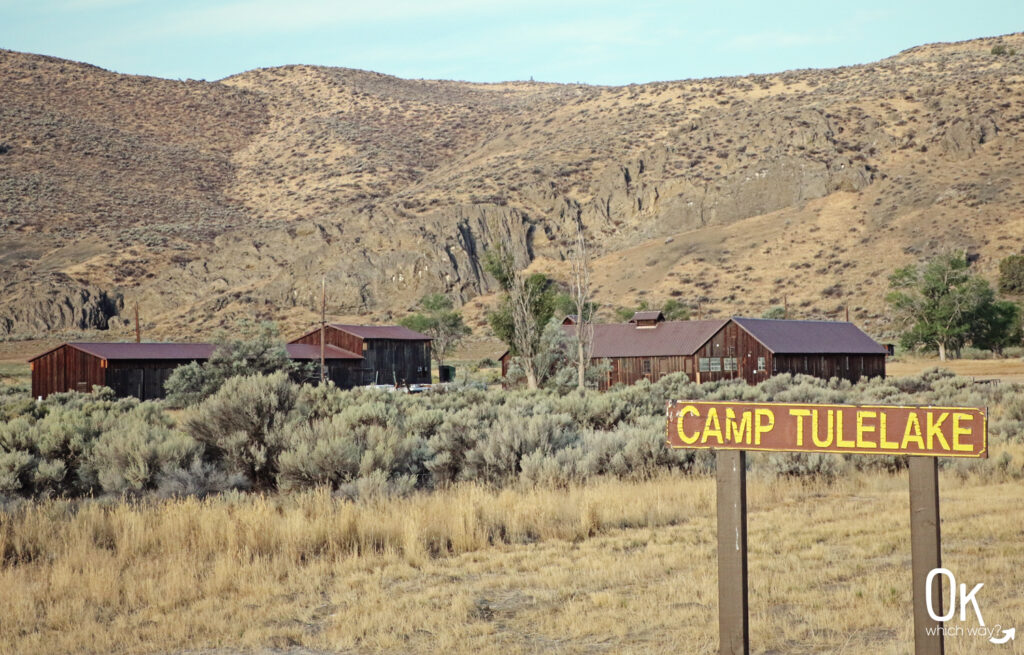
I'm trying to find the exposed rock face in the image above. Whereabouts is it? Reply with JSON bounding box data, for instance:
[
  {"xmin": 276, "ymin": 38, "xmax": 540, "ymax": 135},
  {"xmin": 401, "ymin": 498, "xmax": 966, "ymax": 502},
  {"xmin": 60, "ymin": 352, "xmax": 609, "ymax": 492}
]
[
  {"xmin": 0, "ymin": 274, "xmax": 123, "ymax": 336},
  {"xmin": 142, "ymin": 202, "xmax": 535, "ymax": 319}
]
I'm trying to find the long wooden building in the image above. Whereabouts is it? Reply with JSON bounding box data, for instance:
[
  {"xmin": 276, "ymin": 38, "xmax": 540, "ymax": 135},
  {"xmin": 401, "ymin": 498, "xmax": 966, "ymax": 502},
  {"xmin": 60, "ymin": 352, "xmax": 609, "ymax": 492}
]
[
  {"xmin": 501, "ymin": 313, "xmax": 887, "ymax": 390},
  {"xmin": 289, "ymin": 324, "xmax": 432, "ymax": 386},
  {"xmin": 29, "ymin": 342, "xmax": 363, "ymax": 400}
]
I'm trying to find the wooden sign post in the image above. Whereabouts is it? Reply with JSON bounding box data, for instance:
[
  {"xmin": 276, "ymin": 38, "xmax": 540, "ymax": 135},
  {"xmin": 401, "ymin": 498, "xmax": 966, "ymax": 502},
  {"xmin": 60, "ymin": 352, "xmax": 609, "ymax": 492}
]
[
  {"xmin": 716, "ymin": 449, "xmax": 748, "ymax": 655},
  {"xmin": 666, "ymin": 401, "xmax": 988, "ymax": 655}
]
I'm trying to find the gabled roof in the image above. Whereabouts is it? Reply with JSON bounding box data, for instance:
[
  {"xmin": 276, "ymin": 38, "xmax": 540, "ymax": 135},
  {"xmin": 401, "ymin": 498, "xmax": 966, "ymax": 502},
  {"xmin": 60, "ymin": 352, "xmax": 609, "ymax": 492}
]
[
  {"xmin": 30, "ymin": 342, "xmax": 362, "ymax": 362},
  {"xmin": 731, "ymin": 317, "xmax": 888, "ymax": 355},
  {"xmin": 573, "ymin": 319, "xmax": 729, "ymax": 358},
  {"xmin": 328, "ymin": 324, "xmax": 432, "ymax": 341}
]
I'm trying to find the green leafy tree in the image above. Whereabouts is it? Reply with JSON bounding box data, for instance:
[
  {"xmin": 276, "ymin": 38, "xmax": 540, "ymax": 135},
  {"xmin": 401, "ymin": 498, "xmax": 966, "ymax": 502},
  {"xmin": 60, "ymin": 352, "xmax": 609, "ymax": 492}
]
[
  {"xmin": 999, "ymin": 254, "xmax": 1024, "ymax": 295},
  {"xmin": 553, "ymin": 292, "xmax": 597, "ymax": 322},
  {"xmin": 886, "ymin": 252, "xmax": 1014, "ymax": 360},
  {"xmin": 505, "ymin": 318, "xmax": 608, "ymax": 391},
  {"xmin": 762, "ymin": 306, "xmax": 787, "ymax": 319},
  {"xmin": 483, "ymin": 246, "xmax": 556, "ymax": 389},
  {"xmin": 968, "ymin": 300, "xmax": 1022, "ymax": 355},
  {"xmin": 165, "ymin": 321, "xmax": 305, "ymax": 406},
  {"xmin": 399, "ymin": 293, "xmax": 471, "ymax": 369}
]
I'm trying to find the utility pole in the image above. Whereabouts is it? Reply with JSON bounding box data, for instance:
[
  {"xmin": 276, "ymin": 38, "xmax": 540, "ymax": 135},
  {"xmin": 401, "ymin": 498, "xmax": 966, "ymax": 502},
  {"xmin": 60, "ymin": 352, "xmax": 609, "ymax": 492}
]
[
  {"xmin": 134, "ymin": 302, "xmax": 140, "ymax": 343},
  {"xmin": 845, "ymin": 305, "xmax": 850, "ymax": 322},
  {"xmin": 320, "ymin": 276, "xmax": 326, "ymax": 384},
  {"xmin": 784, "ymin": 296, "xmax": 789, "ymax": 320}
]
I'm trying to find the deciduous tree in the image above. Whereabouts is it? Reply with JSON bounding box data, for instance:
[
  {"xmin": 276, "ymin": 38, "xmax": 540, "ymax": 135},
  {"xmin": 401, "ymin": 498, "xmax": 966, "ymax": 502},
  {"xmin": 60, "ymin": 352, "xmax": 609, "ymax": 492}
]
[
  {"xmin": 399, "ymin": 293, "xmax": 471, "ymax": 370},
  {"xmin": 886, "ymin": 252, "xmax": 1016, "ymax": 360},
  {"xmin": 484, "ymin": 246, "xmax": 555, "ymax": 389}
]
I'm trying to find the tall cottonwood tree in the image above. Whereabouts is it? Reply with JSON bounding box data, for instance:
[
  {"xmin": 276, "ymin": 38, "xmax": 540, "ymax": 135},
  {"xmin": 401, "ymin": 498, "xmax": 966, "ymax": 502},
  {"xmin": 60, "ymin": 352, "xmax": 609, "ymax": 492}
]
[
  {"xmin": 568, "ymin": 220, "xmax": 594, "ymax": 391},
  {"xmin": 484, "ymin": 246, "xmax": 555, "ymax": 390},
  {"xmin": 886, "ymin": 252, "xmax": 1017, "ymax": 360}
]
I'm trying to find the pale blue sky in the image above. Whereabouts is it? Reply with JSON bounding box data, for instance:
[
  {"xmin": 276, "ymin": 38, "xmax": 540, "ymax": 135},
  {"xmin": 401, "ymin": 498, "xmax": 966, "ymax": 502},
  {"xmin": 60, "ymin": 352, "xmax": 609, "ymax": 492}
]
[{"xmin": 2, "ymin": 0, "xmax": 1021, "ymax": 84}]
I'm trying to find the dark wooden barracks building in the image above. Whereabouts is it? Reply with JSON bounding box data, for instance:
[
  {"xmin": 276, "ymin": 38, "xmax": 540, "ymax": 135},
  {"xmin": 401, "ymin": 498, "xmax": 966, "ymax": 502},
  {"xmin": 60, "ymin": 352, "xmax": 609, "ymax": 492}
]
[
  {"xmin": 288, "ymin": 323, "xmax": 433, "ymax": 386},
  {"xmin": 501, "ymin": 313, "xmax": 887, "ymax": 390},
  {"xmin": 29, "ymin": 324, "xmax": 432, "ymax": 400}
]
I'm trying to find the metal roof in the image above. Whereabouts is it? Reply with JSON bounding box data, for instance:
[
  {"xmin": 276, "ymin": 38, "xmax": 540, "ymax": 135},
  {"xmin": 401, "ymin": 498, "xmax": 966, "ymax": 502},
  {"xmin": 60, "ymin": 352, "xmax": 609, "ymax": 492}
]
[
  {"xmin": 65, "ymin": 342, "xmax": 216, "ymax": 360},
  {"xmin": 573, "ymin": 320, "xmax": 729, "ymax": 357},
  {"xmin": 731, "ymin": 317, "xmax": 888, "ymax": 354},
  {"xmin": 328, "ymin": 324, "xmax": 432, "ymax": 341},
  {"xmin": 30, "ymin": 342, "xmax": 362, "ymax": 362}
]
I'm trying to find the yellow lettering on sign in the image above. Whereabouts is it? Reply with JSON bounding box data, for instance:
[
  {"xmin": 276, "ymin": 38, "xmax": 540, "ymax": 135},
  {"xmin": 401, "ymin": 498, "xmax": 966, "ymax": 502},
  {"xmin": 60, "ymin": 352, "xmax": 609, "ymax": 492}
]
[
  {"xmin": 901, "ymin": 412, "xmax": 925, "ymax": 450},
  {"xmin": 702, "ymin": 408, "xmax": 724, "ymax": 445},
  {"xmin": 754, "ymin": 409, "xmax": 774, "ymax": 446},
  {"xmin": 676, "ymin": 405, "xmax": 700, "ymax": 445},
  {"xmin": 834, "ymin": 409, "xmax": 854, "ymax": 448},
  {"xmin": 808, "ymin": 409, "xmax": 830, "ymax": 447},
  {"xmin": 927, "ymin": 412, "xmax": 951, "ymax": 451},
  {"xmin": 725, "ymin": 409, "xmax": 752, "ymax": 445},
  {"xmin": 952, "ymin": 413, "xmax": 974, "ymax": 453},
  {"xmin": 790, "ymin": 409, "xmax": 812, "ymax": 446},
  {"xmin": 879, "ymin": 412, "xmax": 897, "ymax": 450},
  {"xmin": 856, "ymin": 410, "xmax": 877, "ymax": 448}
]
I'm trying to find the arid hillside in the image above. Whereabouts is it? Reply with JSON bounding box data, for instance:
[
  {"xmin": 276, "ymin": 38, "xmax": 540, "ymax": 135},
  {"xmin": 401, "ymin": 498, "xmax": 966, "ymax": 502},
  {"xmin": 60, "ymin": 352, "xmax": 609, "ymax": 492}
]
[{"xmin": 2, "ymin": 34, "xmax": 1024, "ymax": 343}]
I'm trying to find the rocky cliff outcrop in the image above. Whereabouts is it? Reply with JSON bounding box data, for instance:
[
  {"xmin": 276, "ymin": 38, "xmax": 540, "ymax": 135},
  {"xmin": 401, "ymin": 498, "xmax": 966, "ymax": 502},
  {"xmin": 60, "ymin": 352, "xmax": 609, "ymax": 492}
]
[{"xmin": 0, "ymin": 274, "xmax": 123, "ymax": 336}]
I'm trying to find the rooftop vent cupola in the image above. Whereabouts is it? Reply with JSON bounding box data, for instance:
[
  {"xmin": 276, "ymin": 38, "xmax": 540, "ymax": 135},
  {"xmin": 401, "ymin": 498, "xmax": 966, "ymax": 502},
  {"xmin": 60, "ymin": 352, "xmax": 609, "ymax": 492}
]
[{"xmin": 629, "ymin": 310, "xmax": 665, "ymax": 328}]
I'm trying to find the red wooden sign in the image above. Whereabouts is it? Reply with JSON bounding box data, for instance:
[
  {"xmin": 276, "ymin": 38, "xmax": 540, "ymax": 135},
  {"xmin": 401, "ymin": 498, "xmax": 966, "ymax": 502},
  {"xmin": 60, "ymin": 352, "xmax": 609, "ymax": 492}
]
[{"xmin": 666, "ymin": 401, "xmax": 987, "ymax": 458}]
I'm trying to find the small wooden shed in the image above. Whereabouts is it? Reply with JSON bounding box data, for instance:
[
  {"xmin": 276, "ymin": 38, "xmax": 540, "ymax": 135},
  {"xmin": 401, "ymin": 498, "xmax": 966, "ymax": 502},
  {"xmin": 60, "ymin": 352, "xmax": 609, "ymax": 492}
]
[
  {"xmin": 289, "ymin": 324, "xmax": 432, "ymax": 385},
  {"xmin": 29, "ymin": 342, "xmax": 364, "ymax": 400}
]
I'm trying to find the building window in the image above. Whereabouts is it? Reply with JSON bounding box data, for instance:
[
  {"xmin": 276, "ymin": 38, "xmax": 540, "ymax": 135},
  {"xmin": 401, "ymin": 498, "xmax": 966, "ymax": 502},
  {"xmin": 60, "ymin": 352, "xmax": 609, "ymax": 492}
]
[
  {"xmin": 642, "ymin": 358, "xmax": 652, "ymax": 374},
  {"xmin": 757, "ymin": 357, "xmax": 766, "ymax": 372},
  {"xmin": 699, "ymin": 357, "xmax": 710, "ymax": 372},
  {"xmin": 709, "ymin": 358, "xmax": 722, "ymax": 372},
  {"xmin": 723, "ymin": 357, "xmax": 737, "ymax": 372}
]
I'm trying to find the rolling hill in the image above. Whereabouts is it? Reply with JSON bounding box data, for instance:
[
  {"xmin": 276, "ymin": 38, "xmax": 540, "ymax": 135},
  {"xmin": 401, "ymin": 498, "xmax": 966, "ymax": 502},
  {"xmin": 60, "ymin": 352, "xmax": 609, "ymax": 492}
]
[{"xmin": 2, "ymin": 33, "xmax": 1023, "ymax": 347}]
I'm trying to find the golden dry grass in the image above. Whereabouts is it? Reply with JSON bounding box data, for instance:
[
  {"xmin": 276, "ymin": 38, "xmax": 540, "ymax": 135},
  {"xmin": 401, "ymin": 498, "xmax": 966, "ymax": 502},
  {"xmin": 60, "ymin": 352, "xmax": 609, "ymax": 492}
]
[
  {"xmin": 2, "ymin": 466, "xmax": 1023, "ymax": 655},
  {"xmin": 888, "ymin": 356, "xmax": 1024, "ymax": 384}
]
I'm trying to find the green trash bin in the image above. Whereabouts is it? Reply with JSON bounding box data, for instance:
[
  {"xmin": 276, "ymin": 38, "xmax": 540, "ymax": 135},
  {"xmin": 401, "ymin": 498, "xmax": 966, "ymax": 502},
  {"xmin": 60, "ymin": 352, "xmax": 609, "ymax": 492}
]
[{"xmin": 438, "ymin": 365, "xmax": 455, "ymax": 382}]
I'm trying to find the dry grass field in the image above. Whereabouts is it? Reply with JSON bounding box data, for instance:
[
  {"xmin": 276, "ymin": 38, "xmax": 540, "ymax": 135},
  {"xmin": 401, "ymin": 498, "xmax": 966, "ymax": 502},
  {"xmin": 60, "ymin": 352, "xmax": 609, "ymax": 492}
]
[
  {"xmin": 888, "ymin": 356, "xmax": 1024, "ymax": 385},
  {"xmin": 2, "ymin": 462, "xmax": 1023, "ymax": 655}
]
